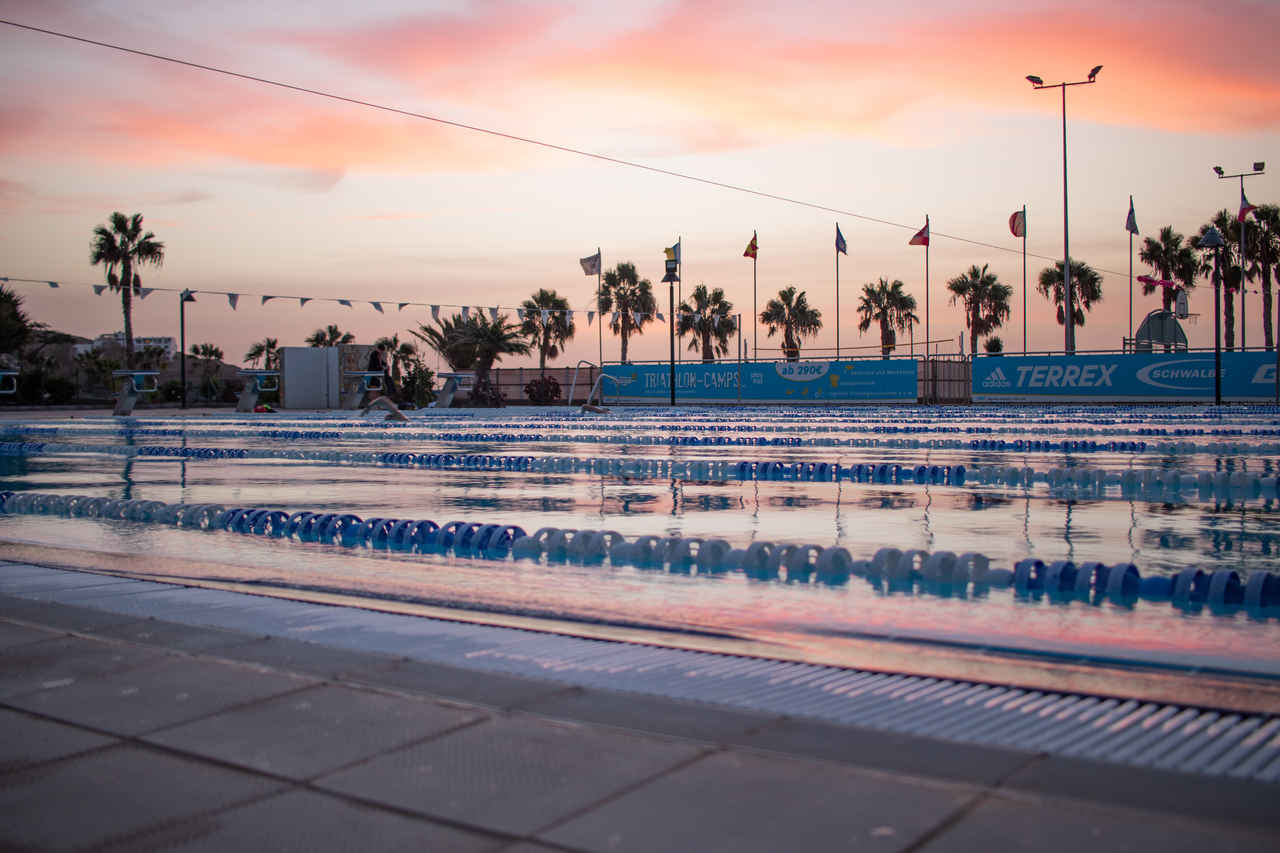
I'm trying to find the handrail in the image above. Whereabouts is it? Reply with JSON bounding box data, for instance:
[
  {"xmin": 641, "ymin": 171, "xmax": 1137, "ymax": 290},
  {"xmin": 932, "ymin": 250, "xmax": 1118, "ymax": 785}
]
[
  {"xmin": 566, "ymin": 360, "xmax": 597, "ymax": 406},
  {"xmin": 584, "ymin": 373, "xmax": 623, "ymax": 407}
]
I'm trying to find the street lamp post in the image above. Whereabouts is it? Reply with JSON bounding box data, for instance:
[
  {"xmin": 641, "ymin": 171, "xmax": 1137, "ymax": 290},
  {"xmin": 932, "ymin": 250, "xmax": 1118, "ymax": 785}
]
[
  {"xmin": 1026, "ymin": 66, "xmax": 1102, "ymax": 355},
  {"xmin": 1201, "ymin": 226, "xmax": 1226, "ymax": 405},
  {"xmin": 1212, "ymin": 162, "xmax": 1265, "ymax": 350}
]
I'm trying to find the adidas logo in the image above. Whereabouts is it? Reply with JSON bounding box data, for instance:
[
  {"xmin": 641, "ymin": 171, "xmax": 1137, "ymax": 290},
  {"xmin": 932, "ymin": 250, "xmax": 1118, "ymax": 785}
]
[{"xmin": 982, "ymin": 366, "xmax": 1011, "ymax": 388}]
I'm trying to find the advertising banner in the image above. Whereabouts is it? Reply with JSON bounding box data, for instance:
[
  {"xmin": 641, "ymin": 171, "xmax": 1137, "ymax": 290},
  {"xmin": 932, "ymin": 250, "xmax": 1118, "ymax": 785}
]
[
  {"xmin": 603, "ymin": 359, "xmax": 917, "ymax": 403},
  {"xmin": 971, "ymin": 352, "xmax": 1280, "ymax": 402}
]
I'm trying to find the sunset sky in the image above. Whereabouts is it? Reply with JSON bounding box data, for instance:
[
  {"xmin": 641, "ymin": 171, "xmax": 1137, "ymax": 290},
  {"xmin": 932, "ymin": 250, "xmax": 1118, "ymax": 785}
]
[{"xmin": 2, "ymin": 0, "xmax": 1277, "ymax": 367}]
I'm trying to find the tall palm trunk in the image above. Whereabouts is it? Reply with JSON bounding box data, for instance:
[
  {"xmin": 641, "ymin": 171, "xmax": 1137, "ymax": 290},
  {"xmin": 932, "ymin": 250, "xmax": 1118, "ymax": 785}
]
[
  {"xmin": 1225, "ymin": 288, "xmax": 1236, "ymax": 351},
  {"xmin": 539, "ymin": 327, "xmax": 550, "ymax": 374},
  {"xmin": 120, "ymin": 257, "xmax": 134, "ymax": 368},
  {"xmin": 879, "ymin": 315, "xmax": 891, "ymax": 358},
  {"xmin": 701, "ymin": 329, "xmax": 713, "ymax": 362},
  {"xmin": 969, "ymin": 301, "xmax": 980, "ymax": 356},
  {"xmin": 619, "ymin": 316, "xmax": 631, "ymax": 364}
]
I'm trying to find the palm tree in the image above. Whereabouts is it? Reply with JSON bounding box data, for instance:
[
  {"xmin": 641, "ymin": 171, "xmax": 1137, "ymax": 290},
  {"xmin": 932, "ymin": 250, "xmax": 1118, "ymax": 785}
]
[
  {"xmin": 856, "ymin": 278, "xmax": 917, "ymax": 358},
  {"xmin": 598, "ymin": 263, "xmax": 656, "ymax": 364},
  {"xmin": 677, "ymin": 285, "xmax": 737, "ymax": 362},
  {"xmin": 90, "ymin": 212, "xmax": 165, "ymax": 368},
  {"xmin": 1037, "ymin": 260, "xmax": 1103, "ymax": 334},
  {"xmin": 374, "ymin": 334, "xmax": 418, "ymax": 384},
  {"xmin": 189, "ymin": 343, "xmax": 224, "ymax": 400},
  {"xmin": 1253, "ymin": 205, "xmax": 1280, "ymax": 350},
  {"xmin": 761, "ymin": 286, "xmax": 822, "ymax": 361},
  {"xmin": 243, "ymin": 337, "xmax": 280, "ymax": 369},
  {"xmin": 410, "ymin": 315, "xmax": 475, "ymax": 371},
  {"xmin": 409, "ymin": 314, "xmax": 529, "ymax": 387},
  {"xmin": 1194, "ymin": 211, "xmax": 1243, "ymax": 349},
  {"xmin": 1138, "ymin": 226, "xmax": 1198, "ymax": 314},
  {"xmin": 0, "ymin": 284, "xmax": 38, "ymax": 357},
  {"xmin": 946, "ymin": 265, "xmax": 1012, "ymax": 357},
  {"xmin": 305, "ymin": 324, "xmax": 355, "ymax": 347},
  {"xmin": 519, "ymin": 289, "xmax": 575, "ymax": 374}
]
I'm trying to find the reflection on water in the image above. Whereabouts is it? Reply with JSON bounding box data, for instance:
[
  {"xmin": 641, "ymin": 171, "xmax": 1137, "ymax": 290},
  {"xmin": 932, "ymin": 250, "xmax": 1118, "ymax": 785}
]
[{"xmin": 3, "ymin": 407, "xmax": 1280, "ymax": 677}]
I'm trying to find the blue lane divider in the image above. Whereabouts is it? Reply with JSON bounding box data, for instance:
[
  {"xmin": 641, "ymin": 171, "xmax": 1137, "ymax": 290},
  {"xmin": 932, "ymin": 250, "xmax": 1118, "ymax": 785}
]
[{"xmin": 2, "ymin": 490, "xmax": 1277, "ymax": 618}]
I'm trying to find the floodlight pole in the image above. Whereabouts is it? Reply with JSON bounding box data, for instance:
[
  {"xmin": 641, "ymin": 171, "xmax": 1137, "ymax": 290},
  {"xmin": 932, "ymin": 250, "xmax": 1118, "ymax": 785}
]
[
  {"xmin": 1028, "ymin": 71, "xmax": 1099, "ymax": 354},
  {"xmin": 1214, "ymin": 165, "xmax": 1265, "ymax": 350}
]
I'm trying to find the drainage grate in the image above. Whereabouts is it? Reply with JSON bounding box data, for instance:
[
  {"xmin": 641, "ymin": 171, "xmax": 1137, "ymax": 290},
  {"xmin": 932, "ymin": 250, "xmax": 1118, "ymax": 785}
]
[{"xmin": 2, "ymin": 561, "xmax": 1277, "ymax": 782}]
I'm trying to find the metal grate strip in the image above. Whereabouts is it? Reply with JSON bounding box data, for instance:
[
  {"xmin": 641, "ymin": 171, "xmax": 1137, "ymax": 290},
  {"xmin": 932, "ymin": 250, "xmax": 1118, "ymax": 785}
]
[{"xmin": 0, "ymin": 561, "xmax": 1275, "ymax": 782}]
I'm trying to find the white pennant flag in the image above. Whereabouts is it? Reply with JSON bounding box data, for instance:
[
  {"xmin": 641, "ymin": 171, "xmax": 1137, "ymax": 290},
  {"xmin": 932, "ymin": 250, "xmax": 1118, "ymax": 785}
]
[
  {"xmin": 370, "ymin": 302, "xmax": 383, "ymax": 313},
  {"xmin": 712, "ymin": 314, "xmax": 720, "ymax": 329},
  {"xmin": 587, "ymin": 310, "xmax": 595, "ymax": 325},
  {"xmin": 299, "ymin": 297, "xmax": 310, "ymax": 307},
  {"xmin": 611, "ymin": 312, "xmax": 620, "ymax": 326},
  {"xmin": 431, "ymin": 305, "xmax": 440, "ymax": 321},
  {"xmin": 338, "ymin": 299, "xmax": 352, "ymax": 308},
  {"xmin": 489, "ymin": 307, "xmax": 499, "ymax": 322},
  {"xmin": 657, "ymin": 312, "xmax": 664, "ymax": 323},
  {"xmin": 93, "ymin": 285, "xmax": 106, "ymax": 296},
  {"xmin": 541, "ymin": 309, "xmax": 550, "ymax": 324},
  {"xmin": 47, "ymin": 280, "xmax": 59, "ymax": 288},
  {"xmin": 461, "ymin": 306, "xmax": 470, "ymax": 319},
  {"xmin": 397, "ymin": 302, "xmax": 409, "ymax": 311},
  {"xmin": 566, "ymin": 310, "xmax": 574, "ymax": 324},
  {"xmin": 261, "ymin": 295, "xmax": 275, "ymax": 305},
  {"xmin": 227, "ymin": 293, "xmax": 239, "ymax": 310},
  {"xmin": 633, "ymin": 311, "xmax": 643, "ymax": 327},
  {"xmin": 138, "ymin": 288, "xmax": 153, "ymax": 300}
]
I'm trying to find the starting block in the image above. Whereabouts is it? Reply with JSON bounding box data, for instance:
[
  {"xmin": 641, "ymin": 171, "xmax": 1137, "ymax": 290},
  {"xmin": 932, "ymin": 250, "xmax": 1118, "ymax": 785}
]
[
  {"xmin": 111, "ymin": 370, "xmax": 160, "ymax": 416},
  {"xmin": 342, "ymin": 371, "xmax": 385, "ymax": 409},
  {"xmin": 236, "ymin": 370, "xmax": 280, "ymax": 412}
]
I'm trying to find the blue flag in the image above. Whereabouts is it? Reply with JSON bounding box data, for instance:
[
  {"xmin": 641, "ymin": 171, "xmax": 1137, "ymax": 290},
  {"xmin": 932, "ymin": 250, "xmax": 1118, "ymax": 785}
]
[
  {"xmin": 1125, "ymin": 196, "xmax": 1139, "ymax": 235},
  {"xmin": 835, "ymin": 224, "xmax": 847, "ymax": 255}
]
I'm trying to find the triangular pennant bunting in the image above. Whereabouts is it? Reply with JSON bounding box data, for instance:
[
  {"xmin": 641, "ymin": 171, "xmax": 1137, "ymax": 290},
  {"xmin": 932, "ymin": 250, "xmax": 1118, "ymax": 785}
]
[
  {"xmin": 138, "ymin": 288, "xmax": 153, "ymax": 300},
  {"xmin": 47, "ymin": 281, "xmax": 59, "ymax": 289},
  {"xmin": 541, "ymin": 309, "xmax": 550, "ymax": 324},
  {"xmin": 370, "ymin": 302, "xmax": 383, "ymax": 313},
  {"xmin": 261, "ymin": 296, "xmax": 275, "ymax": 305},
  {"xmin": 93, "ymin": 285, "xmax": 106, "ymax": 296},
  {"xmin": 461, "ymin": 306, "xmax": 470, "ymax": 319},
  {"xmin": 227, "ymin": 294, "xmax": 239, "ymax": 310},
  {"xmin": 587, "ymin": 310, "xmax": 595, "ymax": 325},
  {"xmin": 338, "ymin": 299, "xmax": 352, "ymax": 308},
  {"xmin": 397, "ymin": 303, "xmax": 409, "ymax": 311},
  {"xmin": 299, "ymin": 298, "xmax": 310, "ymax": 307},
  {"xmin": 431, "ymin": 305, "xmax": 440, "ymax": 321},
  {"xmin": 489, "ymin": 307, "xmax": 499, "ymax": 322}
]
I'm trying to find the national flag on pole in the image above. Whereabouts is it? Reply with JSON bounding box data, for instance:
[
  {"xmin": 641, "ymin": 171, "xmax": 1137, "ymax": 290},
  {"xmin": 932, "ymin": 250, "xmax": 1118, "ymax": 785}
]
[
  {"xmin": 1239, "ymin": 188, "xmax": 1258, "ymax": 223},
  {"xmin": 664, "ymin": 240, "xmax": 681, "ymax": 262},
  {"xmin": 743, "ymin": 232, "xmax": 758, "ymax": 259},
  {"xmin": 835, "ymin": 224, "xmax": 847, "ymax": 255},
  {"xmin": 1125, "ymin": 196, "xmax": 1139, "ymax": 235},
  {"xmin": 580, "ymin": 251, "xmax": 601, "ymax": 275},
  {"xmin": 909, "ymin": 217, "xmax": 929, "ymax": 247},
  {"xmin": 1009, "ymin": 210, "xmax": 1026, "ymax": 238}
]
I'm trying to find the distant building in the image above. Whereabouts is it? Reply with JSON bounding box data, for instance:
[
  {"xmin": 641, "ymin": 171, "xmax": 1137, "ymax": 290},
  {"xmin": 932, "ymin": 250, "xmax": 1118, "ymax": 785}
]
[{"xmin": 75, "ymin": 333, "xmax": 176, "ymax": 358}]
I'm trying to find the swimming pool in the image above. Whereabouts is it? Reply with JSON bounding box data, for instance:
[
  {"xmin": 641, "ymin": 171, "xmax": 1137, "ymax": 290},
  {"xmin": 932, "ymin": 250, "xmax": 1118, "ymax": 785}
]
[{"xmin": 2, "ymin": 404, "xmax": 1279, "ymax": 686}]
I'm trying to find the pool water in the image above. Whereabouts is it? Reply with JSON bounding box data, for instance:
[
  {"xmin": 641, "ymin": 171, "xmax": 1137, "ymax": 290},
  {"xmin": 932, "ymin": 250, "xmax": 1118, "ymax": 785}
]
[{"xmin": 2, "ymin": 405, "xmax": 1279, "ymax": 680}]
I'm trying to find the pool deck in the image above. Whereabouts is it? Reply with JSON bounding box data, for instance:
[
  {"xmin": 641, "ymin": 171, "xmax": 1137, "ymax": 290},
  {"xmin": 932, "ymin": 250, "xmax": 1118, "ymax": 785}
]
[{"xmin": 1, "ymin": 560, "xmax": 1277, "ymax": 852}]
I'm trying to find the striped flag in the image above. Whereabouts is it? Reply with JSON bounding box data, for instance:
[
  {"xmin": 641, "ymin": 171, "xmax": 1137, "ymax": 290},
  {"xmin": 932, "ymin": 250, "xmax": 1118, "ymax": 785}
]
[
  {"xmin": 909, "ymin": 217, "xmax": 929, "ymax": 247},
  {"xmin": 1239, "ymin": 188, "xmax": 1258, "ymax": 223}
]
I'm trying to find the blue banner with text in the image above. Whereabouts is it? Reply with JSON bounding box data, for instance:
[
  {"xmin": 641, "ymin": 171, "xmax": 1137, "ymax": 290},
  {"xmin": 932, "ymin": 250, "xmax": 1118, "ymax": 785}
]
[
  {"xmin": 603, "ymin": 359, "xmax": 917, "ymax": 403},
  {"xmin": 971, "ymin": 352, "xmax": 1280, "ymax": 401}
]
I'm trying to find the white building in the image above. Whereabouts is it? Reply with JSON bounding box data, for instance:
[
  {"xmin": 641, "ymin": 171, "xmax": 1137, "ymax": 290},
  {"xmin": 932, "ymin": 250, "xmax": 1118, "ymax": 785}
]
[{"xmin": 74, "ymin": 333, "xmax": 176, "ymax": 358}]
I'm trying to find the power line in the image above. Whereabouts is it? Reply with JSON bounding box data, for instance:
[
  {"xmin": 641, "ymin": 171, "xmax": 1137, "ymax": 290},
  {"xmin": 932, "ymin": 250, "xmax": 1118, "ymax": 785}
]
[{"xmin": 0, "ymin": 17, "xmax": 1124, "ymax": 276}]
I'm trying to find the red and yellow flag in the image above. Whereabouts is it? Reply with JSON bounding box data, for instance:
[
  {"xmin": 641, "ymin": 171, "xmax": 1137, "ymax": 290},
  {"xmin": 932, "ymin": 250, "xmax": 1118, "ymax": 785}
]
[{"xmin": 743, "ymin": 231, "xmax": 758, "ymax": 259}]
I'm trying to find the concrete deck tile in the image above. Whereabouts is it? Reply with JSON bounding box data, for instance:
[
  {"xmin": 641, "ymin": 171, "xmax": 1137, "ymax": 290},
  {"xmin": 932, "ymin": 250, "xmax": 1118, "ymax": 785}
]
[
  {"xmin": 317, "ymin": 715, "xmax": 704, "ymax": 836},
  {"xmin": 9, "ymin": 655, "xmax": 315, "ymax": 736},
  {"xmin": 355, "ymin": 657, "xmax": 572, "ymax": 710},
  {"xmin": 211, "ymin": 635, "xmax": 401, "ymax": 679},
  {"xmin": 742, "ymin": 716, "xmax": 1037, "ymax": 786},
  {"xmin": 917, "ymin": 792, "xmax": 1280, "ymax": 852},
  {"xmin": 114, "ymin": 789, "xmax": 504, "ymax": 853},
  {"xmin": 0, "ymin": 573, "xmax": 142, "ymax": 596},
  {"xmin": 517, "ymin": 686, "xmax": 780, "ymax": 744},
  {"xmin": 146, "ymin": 683, "xmax": 482, "ymax": 780},
  {"xmin": 0, "ymin": 744, "xmax": 285, "ymax": 851},
  {"xmin": 91, "ymin": 617, "xmax": 261, "ymax": 653},
  {"xmin": 0, "ymin": 618, "xmax": 62, "ymax": 650},
  {"xmin": 0, "ymin": 707, "xmax": 117, "ymax": 770},
  {"xmin": 542, "ymin": 749, "xmax": 977, "ymax": 853},
  {"xmin": 0, "ymin": 593, "xmax": 145, "ymax": 633},
  {"xmin": 34, "ymin": 579, "xmax": 188, "ymax": 604},
  {"xmin": 0, "ymin": 635, "xmax": 166, "ymax": 699},
  {"xmin": 1001, "ymin": 754, "xmax": 1280, "ymax": 830}
]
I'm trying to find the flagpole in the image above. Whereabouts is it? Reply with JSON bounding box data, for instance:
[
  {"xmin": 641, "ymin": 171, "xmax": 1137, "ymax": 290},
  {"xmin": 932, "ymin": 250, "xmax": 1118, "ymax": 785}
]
[
  {"xmin": 597, "ymin": 247, "xmax": 603, "ymax": 367},
  {"xmin": 752, "ymin": 234, "xmax": 757, "ymax": 363},
  {"xmin": 835, "ymin": 223, "xmax": 840, "ymax": 361},
  {"xmin": 1128, "ymin": 212, "xmax": 1133, "ymax": 344},
  {"xmin": 1022, "ymin": 205, "xmax": 1027, "ymax": 355},
  {"xmin": 677, "ymin": 235, "xmax": 683, "ymax": 364},
  {"xmin": 925, "ymin": 214, "xmax": 930, "ymax": 358}
]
